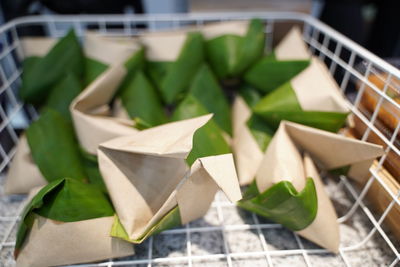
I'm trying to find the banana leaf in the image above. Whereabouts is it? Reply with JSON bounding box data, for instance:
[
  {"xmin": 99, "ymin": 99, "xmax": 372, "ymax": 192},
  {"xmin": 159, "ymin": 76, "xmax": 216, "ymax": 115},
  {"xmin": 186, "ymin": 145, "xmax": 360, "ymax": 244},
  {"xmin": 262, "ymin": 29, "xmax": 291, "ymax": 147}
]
[
  {"xmin": 15, "ymin": 178, "xmax": 114, "ymax": 253},
  {"xmin": 160, "ymin": 32, "xmax": 205, "ymax": 104},
  {"xmin": 189, "ymin": 64, "xmax": 232, "ymax": 135},
  {"xmin": 171, "ymin": 95, "xmax": 231, "ymax": 166},
  {"xmin": 238, "ymin": 83, "xmax": 263, "ymax": 107},
  {"xmin": 206, "ymin": 34, "xmax": 242, "ymax": 79},
  {"xmin": 119, "ymin": 70, "xmax": 168, "ymax": 127},
  {"xmin": 247, "ymin": 115, "xmax": 274, "ymax": 151},
  {"xmin": 124, "ymin": 47, "xmax": 146, "ymax": 75},
  {"xmin": 80, "ymin": 148, "xmax": 107, "ymax": 193},
  {"xmin": 252, "ymin": 82, "xmax": 348, "ymax": 132},
  {"xmin": 244, "ymin": 58, "xmax": 310, "ymax": 93},
  {"xmin": 232, "ymin": 18, "xmax": 265, "ymax": 75},
  {"xmin": 84, "ymin": 57, "xmax": 108, "ymax": 86},
  {"xmin": 26, "ymin": 109, "xmax": 87, "ymax": 183},
  {"xmin": 44, "ymin": 73, "xmax": 82, "ymax": 121},
  {"xmin": 145, "ymin": 61, "xmax": 172, "ymax": 89},
  {"xmin": 110, "ymin": 206, "xmax": 181, "ymax": 244},
  {"xmin": 19, "ymin": 29, "xmax": 84, "ymax": 105},
  {"xmin": 238, "ymin": 178, "xmax": 318, "ymax": 231},
  {"xmin": 206, "ymin": 18, "xmax": 265, "ymax": 79}
]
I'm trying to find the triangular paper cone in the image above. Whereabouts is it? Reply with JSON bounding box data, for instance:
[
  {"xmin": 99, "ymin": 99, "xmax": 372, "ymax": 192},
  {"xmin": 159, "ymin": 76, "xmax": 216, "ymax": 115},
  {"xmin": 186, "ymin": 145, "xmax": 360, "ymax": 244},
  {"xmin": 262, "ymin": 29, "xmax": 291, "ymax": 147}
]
[
  {"xmin": 16, "ymin": 215, "xmax": 134, "ymax": 267},
  {"xmin": 255, "ymin": 121, "xmax": 383, "ymax": 251},
  {"xmin": 275, "ymin": 26, "xmax": 310, "ymax": 60},
  {"xmin": 232, "ymin": 96, "xmax": 264, "ymax": 185},
  {"xmin": 297, "ymin": 153, "xmax": 340, "ymax": 253},
  {"xmin": 71, "ymin": 64, "xmax": 138, "ymax": 154},
  {"xmin": 98, "ymin": 115, "xmax": 241, "ymax": 241}
]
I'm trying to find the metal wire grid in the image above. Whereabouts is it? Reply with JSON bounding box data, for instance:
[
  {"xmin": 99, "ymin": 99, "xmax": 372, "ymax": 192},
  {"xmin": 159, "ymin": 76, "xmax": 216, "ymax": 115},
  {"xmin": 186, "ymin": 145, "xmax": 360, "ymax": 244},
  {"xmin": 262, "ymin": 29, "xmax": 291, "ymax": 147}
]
[{"xmin": 0, "ymin": 12, "xmax": 398, "ymax": 267}]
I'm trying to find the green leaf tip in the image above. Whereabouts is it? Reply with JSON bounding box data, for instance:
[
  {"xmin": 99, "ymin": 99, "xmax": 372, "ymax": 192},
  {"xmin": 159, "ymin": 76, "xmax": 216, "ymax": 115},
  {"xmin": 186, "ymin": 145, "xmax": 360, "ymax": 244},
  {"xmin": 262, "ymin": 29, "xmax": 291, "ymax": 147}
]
[
  {"xmin": 238, "ymin": 178, "xmax": 318, "ymax": 231},
  {"xmin": 15, "ymin": 178, "xmax": 114, "ymax": 253},
  {"xmin": 111, "ymin": 206, "xmax": 181, "ymax": 243}
]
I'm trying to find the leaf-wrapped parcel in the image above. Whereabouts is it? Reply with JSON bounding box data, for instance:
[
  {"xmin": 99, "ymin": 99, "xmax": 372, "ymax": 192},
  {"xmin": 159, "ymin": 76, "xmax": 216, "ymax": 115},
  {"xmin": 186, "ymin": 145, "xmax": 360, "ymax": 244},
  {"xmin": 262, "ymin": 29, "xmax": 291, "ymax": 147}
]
[
  {"xmin": 239, "ymin": 121, "xmax": 384, "ymax": 252},
  {"xmin": 206, "ymin": 18, "xmax": 265, "ymax": 79},
  {"xmin": 5, "ymin": 32, "xmax": 142, "ymax": 195},
  {"xmin": 233, "ymin": 27, "xmax": 349, "ymax": 185},
  {"xmin": 97, "ymin": 115, "xmax": 242, "ymax": 243},
  {"xmin": 15, "ymin": 178, "xmax": 134, "ymax": 267}
]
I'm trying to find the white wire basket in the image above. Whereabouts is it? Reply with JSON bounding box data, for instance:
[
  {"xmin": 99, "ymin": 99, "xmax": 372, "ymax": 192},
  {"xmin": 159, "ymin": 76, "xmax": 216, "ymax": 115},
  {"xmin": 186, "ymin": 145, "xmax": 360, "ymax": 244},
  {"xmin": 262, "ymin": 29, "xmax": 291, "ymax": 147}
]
[{"xmin": 0, "ymin": 12, "xmax": 399, "ymax": 267}]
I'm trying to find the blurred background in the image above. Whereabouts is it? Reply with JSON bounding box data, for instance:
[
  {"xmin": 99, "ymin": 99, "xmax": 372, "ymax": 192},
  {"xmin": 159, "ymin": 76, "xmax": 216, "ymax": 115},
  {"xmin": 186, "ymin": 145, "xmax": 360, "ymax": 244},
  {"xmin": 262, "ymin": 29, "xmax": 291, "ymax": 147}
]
[{"xmin": 0, "ymin": 0, "xmax": 399, "ymax": 59}]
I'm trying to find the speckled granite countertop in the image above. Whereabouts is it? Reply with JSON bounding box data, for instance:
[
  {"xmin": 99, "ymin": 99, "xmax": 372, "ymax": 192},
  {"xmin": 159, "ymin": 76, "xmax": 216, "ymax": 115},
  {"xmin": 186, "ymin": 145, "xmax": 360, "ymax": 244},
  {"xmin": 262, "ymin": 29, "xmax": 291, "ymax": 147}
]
[{"xmin": 0, "ymin": 174, "xmax": 398, "ymax": 267}]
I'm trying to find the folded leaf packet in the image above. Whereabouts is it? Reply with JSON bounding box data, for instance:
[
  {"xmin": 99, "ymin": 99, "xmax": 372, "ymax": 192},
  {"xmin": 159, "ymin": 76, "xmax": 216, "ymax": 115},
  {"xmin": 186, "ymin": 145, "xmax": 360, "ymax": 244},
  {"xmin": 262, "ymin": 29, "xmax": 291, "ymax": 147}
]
[
  {"xmin": 98, "ymin": 115, "xmax": 242, "ymax": 243},
  {"xmin": 233, "ymin": 27, "xmax": 350, "ymax": 185},
  {"xmin": 239, "ymin": 121, "xmax": 383, "ymax": 252},
  {"xmin": 5, "ymin": 32, "xmax": 140, "ymax": 195},
  {"xmin": 15, "ymin": 178, "xmax": 134, "ymax": 267},
  {"xmin": 206, "ymin": 18, "xmax": 265, "ymax": 79},
  {"xmin": 244, "ymin": 27, "xmax": 310, "ymax": 93},
  {"xmin": 253, "ymin": 57, "xmax": 349, "ymax": 132}
]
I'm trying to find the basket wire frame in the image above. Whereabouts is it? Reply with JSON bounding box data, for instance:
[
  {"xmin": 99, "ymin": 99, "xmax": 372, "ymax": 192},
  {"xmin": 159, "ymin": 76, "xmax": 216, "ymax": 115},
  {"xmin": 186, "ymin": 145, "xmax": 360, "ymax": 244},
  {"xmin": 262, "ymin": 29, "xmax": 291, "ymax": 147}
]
[{"xmin": 0, "ymin": 12, "xmax": 399, "ymax": 267}]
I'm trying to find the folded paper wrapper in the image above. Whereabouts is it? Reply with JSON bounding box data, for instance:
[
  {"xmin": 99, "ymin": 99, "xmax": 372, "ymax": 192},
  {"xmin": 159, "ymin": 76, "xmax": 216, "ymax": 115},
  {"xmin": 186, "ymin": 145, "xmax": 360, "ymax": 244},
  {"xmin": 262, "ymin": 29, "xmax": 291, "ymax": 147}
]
[
  {"xmin": 233, "ymin": 27, "xmax": 350, "ymax": 185},
  {"xmin": 5, "ymin": 34, "xmax": 141, "ymax": 194},
  {"xmin": 255, "ymin": 121, "xmax": 383, "ymax": 252},
  {"xmin": 6, "ymin": 21, "xmax": 249, "ymax": 194},
  {"xmin": 16, "ymin": 215, "xmax": 134, "ymax": 267},
  {"xmin": 98, "ymin": 115, "xmax": 242, "ymax": 241}
]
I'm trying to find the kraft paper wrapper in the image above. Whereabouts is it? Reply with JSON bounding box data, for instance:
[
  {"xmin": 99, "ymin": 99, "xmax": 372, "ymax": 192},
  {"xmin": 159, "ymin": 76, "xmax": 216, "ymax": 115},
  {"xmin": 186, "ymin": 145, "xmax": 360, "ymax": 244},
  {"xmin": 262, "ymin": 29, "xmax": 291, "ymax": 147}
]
[
  {"xmin": 84, "ymin": 33, "xmax": 140, "ymax": 65},
  {"xmin": 275, "ymin": 26, "xmax": 310, "ymax": 60},
  {"xmin": 16, "ymin": 215, "xmax": 134, "ymax": 267},
  {"xmin": 17, "ymin": 37, "xmax": 56, "ymax": 59},
  {"xmin": 232, "ymin": 96, "xmax": 264, "ymax": 186},
  {"xmin": 4, "ymin": 135, "xmax": 46, "ymax": 195},
  {"xmin": 140, "ymin": 21, "xmax": 248, "ymax": 61},
  {"xmin": 98, "ymin": 115, "xmax": 242, "ymax": 240},
  {"xmin": 71, "ymin": 64, "xmax": 138, "ymax": 154},
  {"xmin": 256, "ymin": 121, "xmax": 383, "ymax": 251}
]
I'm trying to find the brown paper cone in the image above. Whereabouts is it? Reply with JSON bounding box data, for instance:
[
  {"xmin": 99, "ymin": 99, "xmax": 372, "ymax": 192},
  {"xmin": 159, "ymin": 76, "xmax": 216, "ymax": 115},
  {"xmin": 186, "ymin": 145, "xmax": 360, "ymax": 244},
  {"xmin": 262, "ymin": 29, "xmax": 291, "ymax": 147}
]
[
  {"xmin": 98, "ymin": 115, "xmax": 241, "ymax": 240},
  {"xmin": 4, "ymin": 135, "xmax": 46, "ymax": 195},
  {"xmin": 275, "ymin": 26, "xmax": 310, "ymax": 60},
  {"xmin": 71, "ymin": 64, "xmax": 138, "ymax": 154},
  {"xmin": 255, "ymin": 121, "xmax": 383, "ymax": 251},
  {"xmin": 232, "ymin": 96, "xmax": 264, "ymax": 185},
  {"xmin": 16, "ymin": 215, "xmax": 134, "ymax": 267}
]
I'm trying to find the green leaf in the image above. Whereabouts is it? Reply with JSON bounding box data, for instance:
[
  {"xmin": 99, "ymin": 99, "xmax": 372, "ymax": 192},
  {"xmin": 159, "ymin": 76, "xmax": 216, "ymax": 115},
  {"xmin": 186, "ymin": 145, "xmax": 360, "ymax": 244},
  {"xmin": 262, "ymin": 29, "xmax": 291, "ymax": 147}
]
[
  {"xmin": 172, "ymin": 95, "xmax": 231, "ymax": 165},
  {"xmin": 253, "ymin": 82, "xmax": 348, "ymax": 132},
  {"xmin": 124, "ymin": 47, "xmax": 146, "ymax": 75},
  {"xmin": 110, "ymin": 206, "xmax": 181, "ymax": 244},
  {"xmin": 206, "ymin": 19, "xmax": 265, "ymax": 79},
  {"xmin": 22, "ymin": 56, "xmax": 41, "ymax": 74},
  {"xmin": 19, "ymin": 29, "xmax": 84, "ymax": 105},
  {"xmin": 119, "ymin": 71, "xmax": 168, "ymax": 127},
  {"xmin": 244, "ymin": 58, "xmax": 310, "ymax": 93},
  {"xmin": 15, "ymin": 178, "xmax": 114, "ymax": 252},
  {"xmin": 84, "ymin": 57, "xmax": 108, "ymax": 86},
  {"xmin": 26, "ymin": 109, "xmax": 87, "ymax": 183},
  {"xmin": 145, "ymin": 61, "xmax": 172, "ymax": 89},
  {"xmin": 238, "ymin": 83, "xmax": 263, "ymax": 108},
  {"xmin": 44, "ymin": 73, "xmax": 82, "ymax": 121},
  {"xmin": 232, "ymin": 18, "xmax": 265, "ymax": 75},
  {"xmin": 80, "ymin": 148, "xmax": 107, "ymax": 193},
  {"xmin": 206, "ymin": 34, "xmax": 242, "ymax": 79},
  {"xmin": 238, "ymin": 178, "xmax": 318, "ymax": 231},
  {"xmin": 160, "ymin": 32, "xmax": 205, "ymax": 104},
  {"xmin": 189, "ymin": 65, "xmax": 232, "ymax": 135},
  {"xmin": 247, "ymin": 115, "xmax": 274, "ymax": 151}
]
